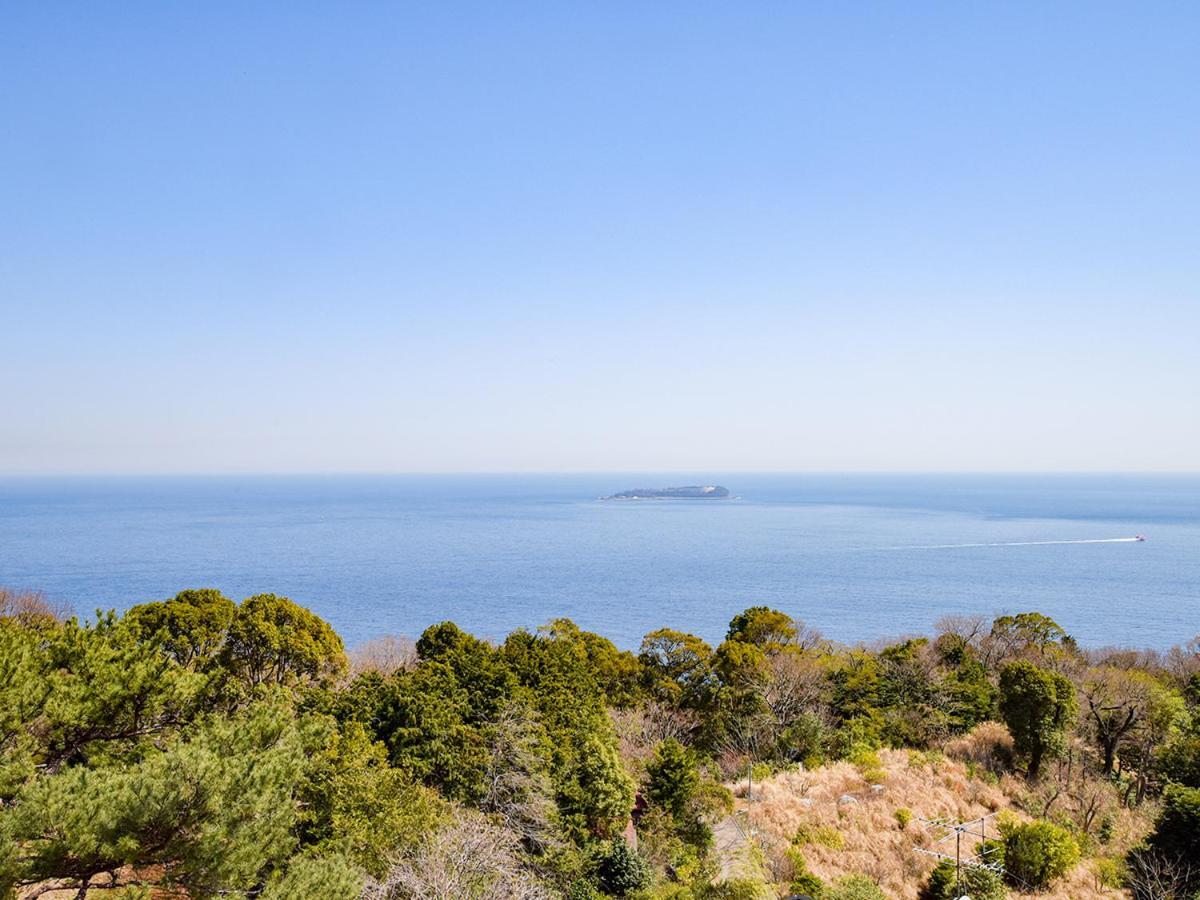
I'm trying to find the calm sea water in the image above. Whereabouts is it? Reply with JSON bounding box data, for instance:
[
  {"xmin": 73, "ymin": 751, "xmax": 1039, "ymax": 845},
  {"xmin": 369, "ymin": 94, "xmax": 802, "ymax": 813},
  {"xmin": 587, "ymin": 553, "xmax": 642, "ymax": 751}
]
[{"xmin": 1, "ymin": 474, "xmax": 1197, "ymax": 650}]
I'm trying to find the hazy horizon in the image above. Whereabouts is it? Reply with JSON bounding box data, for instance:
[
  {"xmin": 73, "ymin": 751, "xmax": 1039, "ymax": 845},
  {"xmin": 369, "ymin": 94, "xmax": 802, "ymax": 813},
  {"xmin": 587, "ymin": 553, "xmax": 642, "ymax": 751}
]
[{"xmin": 4, "ymin": 4, "xmax": 1197, "ymax": 475}]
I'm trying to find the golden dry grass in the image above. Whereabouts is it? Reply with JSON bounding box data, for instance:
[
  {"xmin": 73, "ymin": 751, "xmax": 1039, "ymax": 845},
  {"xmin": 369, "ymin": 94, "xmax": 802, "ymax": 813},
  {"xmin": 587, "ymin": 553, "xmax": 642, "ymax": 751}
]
[{"xmin": 726, "ymin": 746, "xmax": 1138, "ymax": 900}]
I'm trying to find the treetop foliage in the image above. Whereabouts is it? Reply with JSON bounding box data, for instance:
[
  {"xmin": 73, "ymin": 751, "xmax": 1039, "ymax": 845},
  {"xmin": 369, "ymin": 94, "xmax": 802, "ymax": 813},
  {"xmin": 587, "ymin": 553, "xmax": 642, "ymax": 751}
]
[{"xmin": 1, "ymin": 591, "xmax": 1196, "ymax": 898}]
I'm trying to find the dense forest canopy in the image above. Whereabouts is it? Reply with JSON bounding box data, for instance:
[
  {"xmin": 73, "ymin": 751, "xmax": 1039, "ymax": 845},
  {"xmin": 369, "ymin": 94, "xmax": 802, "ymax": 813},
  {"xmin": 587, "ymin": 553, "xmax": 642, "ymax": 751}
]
[{"xmin": 0, "ymin": 586, "xmax": 1197, "ymax": 899}]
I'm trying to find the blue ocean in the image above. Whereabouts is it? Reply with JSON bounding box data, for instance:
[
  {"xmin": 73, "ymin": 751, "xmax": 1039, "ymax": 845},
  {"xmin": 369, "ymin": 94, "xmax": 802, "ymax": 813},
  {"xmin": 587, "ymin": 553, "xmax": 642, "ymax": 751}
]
[{"xmin": 1, "ymin": 474, "xmax": 1196, "ymax": 650}]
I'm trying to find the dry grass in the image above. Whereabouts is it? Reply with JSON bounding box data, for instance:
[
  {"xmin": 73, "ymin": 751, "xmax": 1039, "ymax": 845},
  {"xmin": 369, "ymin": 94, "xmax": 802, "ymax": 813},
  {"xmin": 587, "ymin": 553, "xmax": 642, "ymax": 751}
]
[{"xmin": 728, "ymin": 747, "xmax": 1138, "ymax": 900}]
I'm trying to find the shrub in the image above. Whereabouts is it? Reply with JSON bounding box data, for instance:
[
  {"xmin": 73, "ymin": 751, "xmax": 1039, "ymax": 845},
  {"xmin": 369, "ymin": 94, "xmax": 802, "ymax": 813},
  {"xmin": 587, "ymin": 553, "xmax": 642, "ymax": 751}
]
[
  {"xmin": 1146, "ymin": 782, "xmax": 1200, "ymax": 861},
  {"xmin": 1136, "ymin": 783, "xmax": 1200, "ymax": 898},
  {"xmin": 849, "ymin": 747, "xmax": 881, "ymax": 769},
  {"xmin": 700, "ymin": 879, "xmax": 775, "ymax": 899},
  {"xmin": 945, "ymin": 722, "xmax": 1015, "ymax": 776},
  {"xmin": 786, "ymin": 848, "xmax": 825, "ymax": 897},
  {"xmin": 825, "ymin": 874, "xmax": 886, "ymax": 900},
  {"xmin": 849, "ymin": 747, "xmax": 886, "ymax": 785},
  {"xmin": 894, "ymin": 807, "xmax": 912, "ymax": 829},
  {"xmin": 261, "ymin": 853, "xmax": 362, "ymax": 900},
  {"xmin": 794, "ymin": 822, "xmax": 845, "ymax": 849},
  {"xmin": 1092, "ymin": 856, "xmax": 1126, "ymax": 890},
  {"xmin": 919, "ymin": 859, "xmax": 1006, "ymax": 900},
  {"xmin": 592, "ymin": 840, "xmax": 651, "ymax": 896},
  {"xmin": 1001, "ymin": 819, "xmax": 1080, "ymax": 889}
]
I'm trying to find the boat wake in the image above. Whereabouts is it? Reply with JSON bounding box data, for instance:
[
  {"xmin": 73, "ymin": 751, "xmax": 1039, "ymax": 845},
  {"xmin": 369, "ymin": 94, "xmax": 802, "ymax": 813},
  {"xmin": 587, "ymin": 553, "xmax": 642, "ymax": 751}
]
[{"xmin": 885, "ymin": 537, "xmax": 1145, "ymax": 551}]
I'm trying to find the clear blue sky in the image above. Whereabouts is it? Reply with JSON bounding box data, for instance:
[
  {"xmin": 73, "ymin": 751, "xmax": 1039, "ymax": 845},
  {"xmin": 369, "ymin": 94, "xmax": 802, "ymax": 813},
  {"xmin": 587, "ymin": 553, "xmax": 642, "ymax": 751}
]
[{"xmin": 3, "ymin": 3, "xmax": 1197, "ymax": 474}]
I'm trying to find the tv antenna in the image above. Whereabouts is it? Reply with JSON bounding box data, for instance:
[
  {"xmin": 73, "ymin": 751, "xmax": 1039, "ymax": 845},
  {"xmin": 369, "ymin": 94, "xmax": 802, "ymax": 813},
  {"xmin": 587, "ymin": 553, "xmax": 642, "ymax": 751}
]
[{"xmin": 915, "ymin": 812, "xmax": 1004, "ymax": 897}]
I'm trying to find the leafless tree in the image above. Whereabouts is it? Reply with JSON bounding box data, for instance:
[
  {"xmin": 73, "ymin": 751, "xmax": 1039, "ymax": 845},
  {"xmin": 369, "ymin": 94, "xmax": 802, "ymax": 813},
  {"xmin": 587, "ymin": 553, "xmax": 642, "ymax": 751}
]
[
  {"xmin": 935, "ymin": 613, "xmax": 989, "ymax": 650},
  {"xmin": 610, "ymin": 701, "xmax": 701, "ymax": 762},
  {"xmin": 347, "ymin": 635, "xmax": 418, "ymax": 677},
  {"xmin": 1164, "ymin": 636, "xmax": 1200, "ymax": 685},
  {"xmin": 1126, "ymin": 851, "xmax": 1196, "ymax": 900},
  {"xmin": 756, "ymin": 651, "xmax": 828, "ymax": 727},
  {"xmin": 361, "ymin": 814, "xmax": 555, "ymax": 900},
  {"xmin": 479, "ymin": 705, "xmax": 560, "ymax": 853},
  {"xmin": 0, "ymin": 587, "xmax": 69, "ymax": 624}
]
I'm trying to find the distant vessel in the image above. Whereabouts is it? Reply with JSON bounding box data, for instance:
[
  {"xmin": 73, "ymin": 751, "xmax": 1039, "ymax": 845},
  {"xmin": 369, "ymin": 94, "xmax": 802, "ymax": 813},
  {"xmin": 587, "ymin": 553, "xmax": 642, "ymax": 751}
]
[
  {"xmin": 1135, "ymin": 534, "xmax": 1146, "ymax": 541},
  {"xmin": 602, "ymin": 485, "xmax": 731, "ymax": 500}
]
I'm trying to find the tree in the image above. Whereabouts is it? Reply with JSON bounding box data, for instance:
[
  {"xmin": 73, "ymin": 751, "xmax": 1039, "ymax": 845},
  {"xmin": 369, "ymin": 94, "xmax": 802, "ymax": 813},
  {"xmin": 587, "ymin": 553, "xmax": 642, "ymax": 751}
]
[
  {"xmin": 361, "ymin": 813, "xmax": 554, "ymax": 900},
  {"xmin": 646, "ymin": 738, "xmax": 700, "ymax": 822},
  {"xmin": 347, "ymin": 634, "xmax": 417, "ymax": 677},
  {"xmin": 0, "ymin": 703, "xmax": 309, "ymax": 897},
  {"xmin": 296, "ymin": 719, "xmax": 443, "ymax": 876},
  {"xmin": 0, "ymin": 618, "xmax": 50, "ymax": 798},
  {"xmin": 998, "ymin": 661, "xmax": 1077, "ymax": 779},
  {"xmin": 371, "ymin": 662, "xmax": 491, "ymax": 801},
  {"xmin": 223, "ymin": 594, "xmax": 346, "ymax": 687},
  {"xmin": 0, "ymin": 587, "xmax": 68, "ymax": 626},
  {"xmin": 126, "ymin": 588, "xmax": 236, "ymax": 668},
  {"xmin": 479, "ymin": 703, "xmax": 560, "ymax": 853},
  {"xmin": 1143, "ymin": 783, "xmax": 1200, "ymax": 892},
  {"xmin": 919, "ymin": 859, "xmax": 1006, "ymax": 900},
  {"xmin": 558, "ymin": 729, "xmax": 636, "ymax": 841},
  {"xmin": 39, "ymin": 613, "xmax": 203, "ymax": 772},
  {"xmin": 639, "ymin": 628, "xmax": 718, "ymax": 711},
  {"xmin": 261, "ymin": 853, "xmax": 363, "ymax": 900},
  {"xmin": 1080, "ymin": 667, "xmax": 1157, "ymax": 775},
  {"xmin": 725, "ymin": 606, "xmax": 799, "ymax": 650},
  {"xmin": 591, "ymin": 840, "xmax": 651, "ymax": 896},
  {"xmin": 1155, "ymin": 722, "xmax": 1200, "ymax": 788},
  {"xmin": 1000, "ymin": 819, "xmax": 1080, "ymax": 889},
  {"xmin": 540, "ymin": 619, "xmax": 643, "ymax": 708},
  {"xmin": 415, "ymin": 622, "xmax": 516, "ymax": 724},
  {"xmin": 986, "ymin": 613, "xmax": 1069, "ymax": 666},
  {"xmin": 645, "ymin": 737, "xmax": 726, "ymax": 848}
]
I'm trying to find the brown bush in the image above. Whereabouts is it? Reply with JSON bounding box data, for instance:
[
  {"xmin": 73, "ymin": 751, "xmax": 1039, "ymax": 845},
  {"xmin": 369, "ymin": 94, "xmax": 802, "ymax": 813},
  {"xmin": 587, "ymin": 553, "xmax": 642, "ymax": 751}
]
[
  {"xmin": 347, "ymin": 634, "xmax": 418, "ymax": 677},
  {"xmin": 0, "ymin": 587, "xmax": 69, "ymax": 625},
  {"xmin": 944, "ymin": 721, "xmax": 1015, "ymax": 776}
]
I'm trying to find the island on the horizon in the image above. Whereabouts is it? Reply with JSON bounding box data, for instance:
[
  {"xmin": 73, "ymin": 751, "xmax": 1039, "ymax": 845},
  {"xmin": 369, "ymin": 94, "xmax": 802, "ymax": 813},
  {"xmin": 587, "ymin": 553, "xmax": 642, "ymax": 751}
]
[{"xmin": 602, "ymin": 484, "xmax": 731, "ymax": 500}]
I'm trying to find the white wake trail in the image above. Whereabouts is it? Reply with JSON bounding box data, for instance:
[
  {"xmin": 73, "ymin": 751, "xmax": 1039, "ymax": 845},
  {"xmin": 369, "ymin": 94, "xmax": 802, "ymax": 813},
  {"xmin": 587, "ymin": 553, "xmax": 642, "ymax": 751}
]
[{"xmin": 887, "ymin": 537, "xmax": 1143, "ymax": 551}]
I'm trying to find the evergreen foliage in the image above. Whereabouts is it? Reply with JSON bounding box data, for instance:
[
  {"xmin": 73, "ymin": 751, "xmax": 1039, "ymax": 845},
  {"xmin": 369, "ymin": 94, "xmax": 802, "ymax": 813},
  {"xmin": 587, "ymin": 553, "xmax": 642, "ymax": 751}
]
[
  {"xmin": 998, "ymin": 661, "xmax": 1077, "ymax": 778},
  {"xmin": 999, "ymin": 819, "xmax": 1081, "ymax": 889},
  {"xmin": 0, "ymin": 591, "xmax": 1194, "ymax": 898}
]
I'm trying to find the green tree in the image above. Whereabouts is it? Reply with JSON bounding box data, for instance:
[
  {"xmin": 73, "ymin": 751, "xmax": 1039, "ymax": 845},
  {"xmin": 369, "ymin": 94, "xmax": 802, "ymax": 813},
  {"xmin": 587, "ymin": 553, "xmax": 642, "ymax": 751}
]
[
  {"xmin": 223, "ymin": 594, "xmax": 346, "ymax": 687},
  {"xmin": 370, "ymin": 663, "xmax": 491, "ymax": 801},
  {"xmin": 0, "ymin": 618, "xmax": 50, "ymax": 797},
  {"xmin": 591, "ymin": 840, "xmax": 651, "ymax": 896},
  {"xmin": 644, "ymin": 737, "xmax": 723, "ymax": 848},
  {"xmin": 261, "ymin": 852, "xmax": 363, "ymax": 900},
  {"xmin": 646, "ymin": 738, "xmax": 700, "ymax": 820},
  {"xmin": 1155, "ymin": 724, "xmax": 1200, "ymax": 788},
  {"xmin": 40, "ymin": 613, "xmax": 204, "ymax": 771},
  {"xmin": 296, "ymin": 720, "xmax": 442, "ymax": 875},
  {"xmin": 988, "ymin": 612, "xmax": 1069, "ymax": 664},
  {"xmin": 919, "ymin": 859, "xmax": 1006, "ymax": 900},
  {"xmin": 725, "ymin": 606, "xmax": 798, "ymax": 650},
  {"xmin": 126, "ymin": 588, "xmax": 236, "ymax": 668},
  {"xmin": 998, "ymin": 661, "xmax": 1077, "ymax": 779},
  {"xmin": 639, "ymin": 628, "xmax": 718, "ymax": 710},
  {"xmin": 0, "ymin": 703, "xmax": 308, "ymax": 897},
  {"xmin": 1000, "ymin": 819, "xmax": 1080, "ymax": 889},
  {"xmin": 541, "ymin": 619, "xmax": 643, "ymax": 708},
  {"xmin": 1145, "ymin": 783, "xmax": 1200, "ymax": 873},
  {"xmin": 558, "ymin": 730, "xmax": 636, "ymax": 841},
  {"xmin": 1080, "ymin": 667, "xmax": 1164, "ymax": 775},
  {"xmin": 787, "ymin": 847, "xmax": 826, "ymax": 897}
]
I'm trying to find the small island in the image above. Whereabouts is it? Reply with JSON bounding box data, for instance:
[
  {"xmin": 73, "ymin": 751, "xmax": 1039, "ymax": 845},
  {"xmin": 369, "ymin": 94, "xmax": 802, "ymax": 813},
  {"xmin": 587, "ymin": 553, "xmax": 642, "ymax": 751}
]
[{"xmin": 602, "ymin": 484, "xmax": 730, "ymax": 500}]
